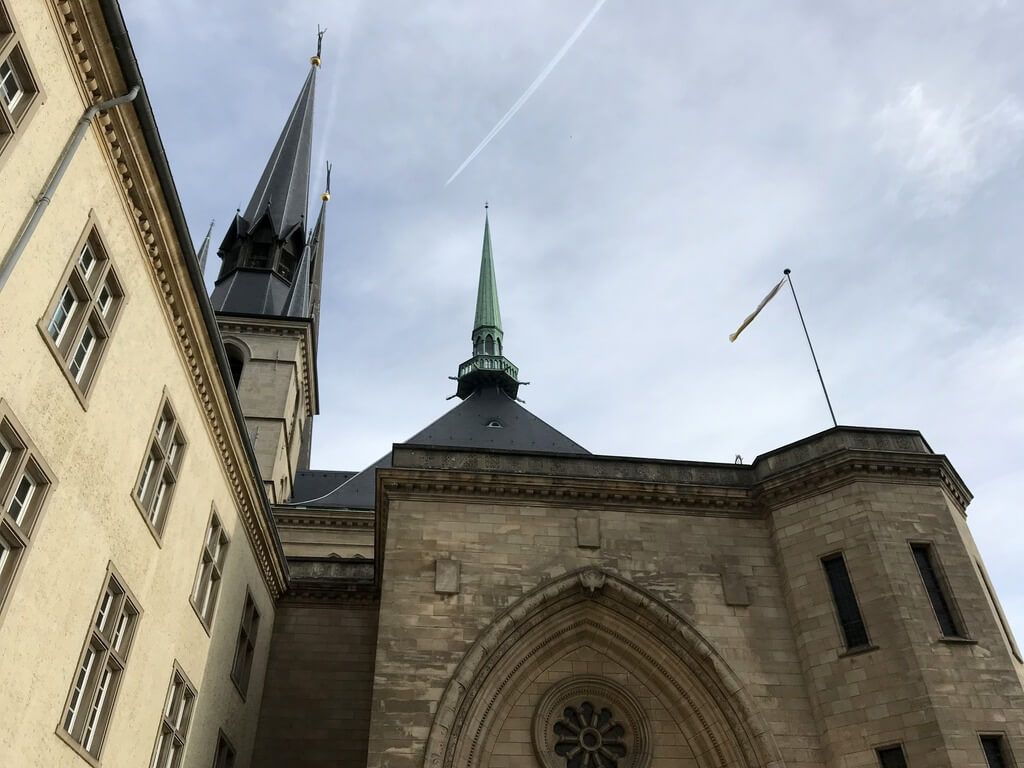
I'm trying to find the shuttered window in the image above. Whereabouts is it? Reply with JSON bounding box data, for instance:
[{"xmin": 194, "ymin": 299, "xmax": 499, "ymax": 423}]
[{"xmin": 822, "ymin": 553, "xmax": 870, "ymax": 649}]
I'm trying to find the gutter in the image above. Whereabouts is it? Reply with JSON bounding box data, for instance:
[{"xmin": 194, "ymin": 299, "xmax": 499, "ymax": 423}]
[
  {"xmin": 0, "ymin": 86, "xmax": 140, "ymax": 291},
  {"xmin": 98, "ymin": 1, "xmax": 289, "ymax": 586}
]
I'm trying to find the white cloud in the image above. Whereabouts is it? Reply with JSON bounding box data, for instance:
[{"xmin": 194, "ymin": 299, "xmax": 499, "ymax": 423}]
[{"xmin": 873, "ymin": 82, "xmax": 1024, "ymax": 215}]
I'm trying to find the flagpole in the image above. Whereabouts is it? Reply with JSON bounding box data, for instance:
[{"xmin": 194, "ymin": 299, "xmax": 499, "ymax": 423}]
[{"xmin": 784, "ymin": 268, "xmax": 838, "ymax": 428}]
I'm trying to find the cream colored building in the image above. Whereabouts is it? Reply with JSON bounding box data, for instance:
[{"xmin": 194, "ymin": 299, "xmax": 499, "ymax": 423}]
[{"xmin": 1, "ymin": 3, "xmax": 1023, "ymax": 768}]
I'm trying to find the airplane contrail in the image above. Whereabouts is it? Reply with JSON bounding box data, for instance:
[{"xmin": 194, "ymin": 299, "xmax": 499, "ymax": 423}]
[{"xmin": 445, "ymin": 0, "xmax": 610, "ymax": 187}]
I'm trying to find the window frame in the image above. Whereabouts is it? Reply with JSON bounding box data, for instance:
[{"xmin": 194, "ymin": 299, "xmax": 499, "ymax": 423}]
[
  {"xmin": 0, "ymin": 1, "xmax": 44, "ymax": 166},
  {"xmin": 150, "ymin": 662, "xmax": 197, "ymax": 768},
  {"xmin": 37, "ymin": 215, "xmax": 125, "ymax": 407},
  {"xmin": 57, "ymin": 563, "xmax": 142, "ymax": 766},
  {"xmin": 190, "ymin": 506, "xmax": 230, "ymax": 633},
  {"xmin": 908, "ymin": 540, "xmax": 969, "ymax": 641},
  {"xmin": 212, "ymin": 729, "xmax": 237, "ymax": 768},
  {"xmin": 980, "ymin": 733, "xmax": 1017, "ymax": 768},
  {"xmin": 820, "ymin": 550, "xmax": 874, "ymax": 652},
  {"xmin": 875, "ymin": 743, "xmax": 909, "ymax": 768},
  {"xmin": 230, "ymin": 589, "xmax": 260, "ymax": 699},
  {"xmin": 0, "ymin": 399, "xmax": 55, "ymax": 626},
  {"xmin": 132, "ymin": 393, "xmax": 187, "ymax": 544}
]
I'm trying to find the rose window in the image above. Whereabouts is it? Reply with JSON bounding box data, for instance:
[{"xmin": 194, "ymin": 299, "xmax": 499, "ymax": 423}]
[{"xmin": 553, "ymin": 701, "xmax": 627, "ymax": 768}]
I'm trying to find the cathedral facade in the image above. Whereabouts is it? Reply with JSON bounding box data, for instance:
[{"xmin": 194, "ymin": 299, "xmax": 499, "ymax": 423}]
[{"xmin": 1, "ymin": 2, "xmax": 1022, "ymax": 767}]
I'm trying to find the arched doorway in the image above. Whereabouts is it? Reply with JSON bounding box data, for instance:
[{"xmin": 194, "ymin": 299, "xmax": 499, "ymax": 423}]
[{"xmin": 424, "ymin": 569, "xmax": 784, "ymax": 768}]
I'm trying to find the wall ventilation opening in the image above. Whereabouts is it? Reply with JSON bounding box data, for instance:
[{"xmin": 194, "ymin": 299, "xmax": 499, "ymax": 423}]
[{"xmin": 486, "ymin": 420, "xmax": 503, "ymax": 429}]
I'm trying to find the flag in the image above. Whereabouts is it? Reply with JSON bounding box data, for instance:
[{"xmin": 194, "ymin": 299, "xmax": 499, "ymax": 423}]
[{"xmin": 729, "ymin": 276, "xmax": 786, "ymax": 342}]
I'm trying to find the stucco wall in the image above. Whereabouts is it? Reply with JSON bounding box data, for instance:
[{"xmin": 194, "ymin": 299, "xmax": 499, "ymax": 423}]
[{"xmin": 0, "ymin": 1, "xmax": 276, "ymax": 765}]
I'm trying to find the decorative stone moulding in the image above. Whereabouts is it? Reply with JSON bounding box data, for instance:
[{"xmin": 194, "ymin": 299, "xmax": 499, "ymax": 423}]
[{"xmin": 533, "ymin": 676, "xmax": 652, "ymax": 768}]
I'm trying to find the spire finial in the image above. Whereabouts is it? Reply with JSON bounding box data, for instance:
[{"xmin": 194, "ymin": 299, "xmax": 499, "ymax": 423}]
[
  {"xmin": 321, "ymin": 161, "xmax": 332, "ymax": 202},
  {"xmin": 311, "ymin": 25, "xmax": 326, "ymax": 67}
]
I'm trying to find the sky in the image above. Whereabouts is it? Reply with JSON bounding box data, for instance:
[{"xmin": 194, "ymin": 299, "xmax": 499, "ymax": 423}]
[{"xmin": 123, "ymin": 2, "xmax": 1023, "ymax": 637}]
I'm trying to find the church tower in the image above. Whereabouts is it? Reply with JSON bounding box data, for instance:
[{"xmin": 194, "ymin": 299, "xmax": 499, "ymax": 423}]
[{"xmin": 209, "ymin": 46, "xmax": 327, "ymax": 503}]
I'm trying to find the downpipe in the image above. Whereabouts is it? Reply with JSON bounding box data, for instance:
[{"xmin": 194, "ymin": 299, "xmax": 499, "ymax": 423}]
[{"xmin": 0, "ymin": 85, "xmax": 140, "ymax": 292}]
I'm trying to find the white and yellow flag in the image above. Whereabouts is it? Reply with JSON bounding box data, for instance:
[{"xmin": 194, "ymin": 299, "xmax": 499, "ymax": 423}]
[{"xmin": 729, "ymin": 276, "xmax": 786, "ymax": 342}]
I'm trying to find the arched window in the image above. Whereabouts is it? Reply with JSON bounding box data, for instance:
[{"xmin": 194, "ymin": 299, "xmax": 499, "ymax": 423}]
[
  {"xmin": 485, "ymin": 335, "xmax": 494, "ymax": 355},
  {"xmin": 225, "ymin": 344, "xmax": 245, "ymax": 389}
]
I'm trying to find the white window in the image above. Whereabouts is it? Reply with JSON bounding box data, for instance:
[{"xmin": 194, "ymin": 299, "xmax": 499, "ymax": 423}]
[
  {"xmin": 41, "ymin": 227, "xmax": 122, "ymax": 397},
  {"xmin": 134, "ymin": 399, "xmax": 186, "ymax": 539},
  {"xmin": 0, "ymin": 403, "xmax": 53, "ymax": 618},
  {"xmin": 47, "ymin": 286, "xmax": 78, "ymax": 345},
  {"xmin": 151, "ymin": 665, "xmax": 196, "ymax": 768},
  {"xmin": 191, "ymin": 513, "xmax": 229, "ymax": 628},
  {"xmin": 0, "ymin": 56, "xmax": 21, "ymax": 111},
  {"xmin": 230, "ymin": 592, "xmax": 260, "ymax": 696},
  {"xmin": 60, "ymin": 569, "xmax": 140, "ymax": 760}
]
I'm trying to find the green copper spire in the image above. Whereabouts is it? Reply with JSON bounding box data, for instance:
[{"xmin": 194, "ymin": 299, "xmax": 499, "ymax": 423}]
[
  {"xmin": 454, "ymin": 208, "xmax": 522, "ymax": 400},
  {"xmin": 472, "ymin": 211, "xmax": 502, "ymax": 348}
]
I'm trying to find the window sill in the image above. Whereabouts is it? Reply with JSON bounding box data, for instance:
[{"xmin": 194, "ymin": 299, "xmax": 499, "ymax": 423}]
[
  {"xmin": 839, "ymin": 644, "xmax": 879, "ymax": 659},
  {"xmin": 938, "ymin": 636, "xmax": 978, "ymax": 645},
  {"xmin": 189, "ymin": 596, "xmax": 213, "ymax": 637},
  {"xmin": 130, "ymin": 491, "xmax": 165, "ymax": 549},
  {"xmin": 54, "ymin": 725, "xmax": 101, "ymax": 768}
]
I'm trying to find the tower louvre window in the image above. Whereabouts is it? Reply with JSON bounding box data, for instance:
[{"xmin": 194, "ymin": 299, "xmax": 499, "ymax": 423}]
[
  {"xmin": 911, "ymin": 543, "xmax": 965, "ymax": 638},
  {"xmin": 821, "ymin": 552, "xmax": 870, "ymax": 649},
  {"xmin": 876, "ymin": 745, "xmax": 908, "ymax": 768}
]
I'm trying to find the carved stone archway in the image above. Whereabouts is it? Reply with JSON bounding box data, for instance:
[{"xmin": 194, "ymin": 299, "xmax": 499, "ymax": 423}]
[{"xmin": 424, "ymin": 568, "xmax": 786, "ymax": 768}]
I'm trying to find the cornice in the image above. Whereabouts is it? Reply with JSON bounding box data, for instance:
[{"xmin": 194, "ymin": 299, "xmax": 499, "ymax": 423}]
[
  {"xmin": 54, "ymin": 0, "xmax": 286, "ymax": 596},
  {"xmin": 273, "ymin": 507, "xmax": 375, "ymax": 531}
]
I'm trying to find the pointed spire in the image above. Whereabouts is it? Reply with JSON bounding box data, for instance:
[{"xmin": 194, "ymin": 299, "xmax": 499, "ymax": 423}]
[
  {"xmin": 196, "ymin": 219, "xmax": 215, "ymax": 273},
  {"xmin": 283, "ymin": 244, "xmax": 312, "ymax": 317},
  {"xmin": 308, "ymin": 163, "xmax": 330, "ymax": 337},
  {"xmin": 241, "ymin": 58, "xmax": 317, "ymax": 239},
  {"xmin": 454, "ymin": 207, "xmax": 521, "ymax": 400},
  {"xmin": 473, "ymin": 206, "xmax": 503, "ymax": 341}
]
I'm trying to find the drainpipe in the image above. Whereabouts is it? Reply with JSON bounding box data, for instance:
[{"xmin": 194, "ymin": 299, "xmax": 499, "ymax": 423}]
[{"xmin": 0, "ymin": 85, "xmax": 140, "ymax": 292}]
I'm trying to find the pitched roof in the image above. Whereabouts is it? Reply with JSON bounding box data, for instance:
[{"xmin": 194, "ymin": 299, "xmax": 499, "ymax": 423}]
[{"xmin": 293, "ymin": 387, "xmax": 588, "ymax": 510}]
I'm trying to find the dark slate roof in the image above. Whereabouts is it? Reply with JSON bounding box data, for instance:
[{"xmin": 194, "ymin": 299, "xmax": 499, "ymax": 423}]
[
  {"xmin": 296, "ymin": 387, "xmax": 588, "ymax": 509},
  {"xmin": 291, "ymin": 470, "xmax": 359, "ymax": 503},
  {"xmin": 210, "ymin": 268, "xmax": 292, "ymax": 316},
  {"xmin": 243, "ymin": 65, "xmax": 317, "ymax": 239}
]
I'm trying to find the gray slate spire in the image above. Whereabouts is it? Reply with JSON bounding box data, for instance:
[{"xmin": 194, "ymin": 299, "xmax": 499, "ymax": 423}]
[
  {"xmin": 243, "ymin": 66, "xmax": 317, "ymax": 239},
  {"xmin": 195, "ymin": 219, "xmax": 215, "ymax": 273},
  {"xmin": 210, "ymin": 54, "xmax": 321, "ymax": 317}
]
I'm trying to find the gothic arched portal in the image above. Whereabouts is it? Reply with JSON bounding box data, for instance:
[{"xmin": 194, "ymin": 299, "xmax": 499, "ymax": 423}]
[{"xmin": 424, "ymin": 568, "xmax": 785, "ymax": 768}]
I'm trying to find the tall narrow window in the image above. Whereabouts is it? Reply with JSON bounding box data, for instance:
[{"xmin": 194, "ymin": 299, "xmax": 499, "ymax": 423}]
[
  {"xmin": 212, "ymin": 731, "xmax": 236, "ymax": 768},
  {"xmin": 133, "ymin": 398, "xmax": 187, "ymax": 540},
  {"xmin": 60, "ymin": 567, "xmax": 140, "ymax": 760},
  {"xmin": 821, "ymin": 552, "xmax": 870, "ymax": 649},
  {"xmin": 191, "ymin": 511, "xmax": 229, "ymax": 630},
  {"xmin": 151, "ymin": 664, "xmax": 196, "ymax": 768},
  {"xmin": 0, "ymin": 401, "xmax": 53, "ymax": 620},
  {"xmin": 911, "ymin": 543, "xmax": 965, "ymax": 638},
  {"xmin": 876, "ymin": 745, "xmax": 908, "ymax": 768},
  {"xmin": 0, "ymin": 3, "xmax": 41, "ymax": 156},
  {"xmin": 981, "ymin": 735, "xmax": 1013, "ymax": 768},
  {"xmin": 39, "ymin": 226, "xmax": 123, "ymax": 400},
  {"xmin": 230, "ymin": 591, "xmax": 260, "ymax": 697}
]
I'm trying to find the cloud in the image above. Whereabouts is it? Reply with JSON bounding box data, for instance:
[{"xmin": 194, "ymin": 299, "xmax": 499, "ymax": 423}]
[{"xmin": 873, "ymin": 82, "xmax": 1024, "ymax": 215}]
